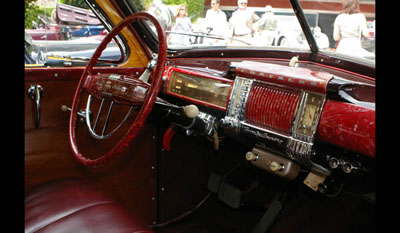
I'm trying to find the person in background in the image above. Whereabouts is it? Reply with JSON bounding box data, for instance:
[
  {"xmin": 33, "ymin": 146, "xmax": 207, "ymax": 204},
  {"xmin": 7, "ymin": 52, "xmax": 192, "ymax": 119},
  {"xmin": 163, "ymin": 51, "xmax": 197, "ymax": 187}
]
[
  {"xmin": 204, "ymin": 0, "xmax": 228, "ymax": 45},
  {"xmin": 168, "ymin": 4, "xmax": 193, "ymax": 46},
  {"xmin": 228, "ymin": 0, "xmax": 260, "ymax": 45},
  {"xmin": 333, "ymin": 0, "xmax": 373, "ymax": 58},
  {"xmin": 313, "ymin": 26, "xmax": 329, "ymax": 49},
  {"xmin": 255, "ymin": 5, "xmax": 277, "ymax": 46}
]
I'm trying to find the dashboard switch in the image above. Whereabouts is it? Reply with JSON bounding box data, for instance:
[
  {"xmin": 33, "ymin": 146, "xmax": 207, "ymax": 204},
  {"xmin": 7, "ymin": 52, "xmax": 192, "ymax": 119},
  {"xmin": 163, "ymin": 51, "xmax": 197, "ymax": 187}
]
[
  {"xmin": 270, "ymin": 161, "xmax": 283, "ymax": 172},
  {"xmin": 249, "ymin": 147, "xmax": 300, "ymax": 180},
  {"xmin": 245, "ymin": 152, "xmax": 258, "ymax": 161}
]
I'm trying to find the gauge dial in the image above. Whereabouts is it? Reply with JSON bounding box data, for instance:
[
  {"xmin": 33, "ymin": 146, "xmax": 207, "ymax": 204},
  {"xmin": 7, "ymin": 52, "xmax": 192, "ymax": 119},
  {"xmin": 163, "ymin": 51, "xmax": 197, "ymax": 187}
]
[
  {"xmin": 294, "ymin": 92, "xmax": 324, "ymax": 138},
  {"xmin": 301, "ymin": 104, "xmax": 317, "ymax": 128}
]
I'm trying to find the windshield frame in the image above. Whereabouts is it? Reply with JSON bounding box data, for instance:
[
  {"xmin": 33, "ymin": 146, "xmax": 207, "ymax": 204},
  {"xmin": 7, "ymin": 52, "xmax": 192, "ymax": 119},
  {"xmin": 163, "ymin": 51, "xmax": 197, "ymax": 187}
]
[{"xmin": 289, "ymin": 0, "xmax": 318, "ymax": 54}]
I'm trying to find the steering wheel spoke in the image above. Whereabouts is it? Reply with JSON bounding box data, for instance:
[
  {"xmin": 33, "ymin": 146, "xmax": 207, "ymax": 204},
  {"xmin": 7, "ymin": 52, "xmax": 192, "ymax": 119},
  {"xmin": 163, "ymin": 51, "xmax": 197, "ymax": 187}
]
[{"xmin": 86, "ymin": 95, "xmax": 137, "ymax": 140}]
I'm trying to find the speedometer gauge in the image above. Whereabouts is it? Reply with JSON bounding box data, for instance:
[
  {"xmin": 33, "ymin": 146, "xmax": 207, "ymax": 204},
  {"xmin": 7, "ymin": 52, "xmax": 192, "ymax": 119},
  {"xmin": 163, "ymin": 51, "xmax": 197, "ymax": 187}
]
[{"xmin": 166, "ymin": 69, "xmax": 233, "ymax": 110}]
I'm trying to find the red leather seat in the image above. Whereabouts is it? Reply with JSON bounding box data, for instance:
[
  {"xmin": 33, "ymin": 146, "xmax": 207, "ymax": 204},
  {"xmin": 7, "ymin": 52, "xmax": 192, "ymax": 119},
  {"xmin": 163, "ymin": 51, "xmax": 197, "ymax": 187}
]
[{"xmin": 25, "ymin": 179, "xmax": 154, "ymax": 233}]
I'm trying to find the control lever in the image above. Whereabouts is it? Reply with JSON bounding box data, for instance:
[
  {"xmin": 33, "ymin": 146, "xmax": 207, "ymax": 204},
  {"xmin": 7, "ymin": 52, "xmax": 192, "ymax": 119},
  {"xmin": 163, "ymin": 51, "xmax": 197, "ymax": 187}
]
[
  {"xmin": 155, "ymin": 98, "xmax": 200, "ymax": 129},
  {"xmin": 61, "ymin": 105, "xmax": 93, "ymax": 123},
  {"xmin": 161, "ymin": 104, "xmax": 199, "ymax": 152}
]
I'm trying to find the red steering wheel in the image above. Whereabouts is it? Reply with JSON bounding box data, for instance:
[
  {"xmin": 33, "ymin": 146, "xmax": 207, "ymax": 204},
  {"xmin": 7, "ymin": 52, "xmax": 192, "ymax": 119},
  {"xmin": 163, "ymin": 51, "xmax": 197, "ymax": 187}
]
[{"xmin": 69, "ymin": 12, "xmax": 166, "ymax": 167}]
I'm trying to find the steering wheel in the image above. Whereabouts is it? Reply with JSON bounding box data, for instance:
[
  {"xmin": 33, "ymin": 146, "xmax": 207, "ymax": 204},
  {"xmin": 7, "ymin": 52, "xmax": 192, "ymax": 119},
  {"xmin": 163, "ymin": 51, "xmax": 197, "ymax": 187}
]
[{"xmin": 69, "ymin": 12, "xmax": 166, "ymax": 167}]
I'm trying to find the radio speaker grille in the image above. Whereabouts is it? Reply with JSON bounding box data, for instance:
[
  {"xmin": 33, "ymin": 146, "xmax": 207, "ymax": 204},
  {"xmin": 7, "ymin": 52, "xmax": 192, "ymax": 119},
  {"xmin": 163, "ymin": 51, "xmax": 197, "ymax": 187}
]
[{"xmin": 245, "ymin": 83, "xmax": 300, "ymax": 133}]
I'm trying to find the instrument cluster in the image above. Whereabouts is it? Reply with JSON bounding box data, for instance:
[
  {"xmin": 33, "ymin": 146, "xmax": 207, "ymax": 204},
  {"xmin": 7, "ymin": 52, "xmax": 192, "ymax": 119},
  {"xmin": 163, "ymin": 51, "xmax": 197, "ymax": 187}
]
[{"xmin": 164, "ymin": 67, "xmax": 233, "ymax": 111}]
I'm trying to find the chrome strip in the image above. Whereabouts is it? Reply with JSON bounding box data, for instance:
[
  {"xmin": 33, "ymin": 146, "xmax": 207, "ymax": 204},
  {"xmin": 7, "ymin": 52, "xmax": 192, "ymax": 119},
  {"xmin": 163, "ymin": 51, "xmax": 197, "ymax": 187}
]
[{"xmin": 86, "ymin": 95, "xmax": 134, "ymax": 140}]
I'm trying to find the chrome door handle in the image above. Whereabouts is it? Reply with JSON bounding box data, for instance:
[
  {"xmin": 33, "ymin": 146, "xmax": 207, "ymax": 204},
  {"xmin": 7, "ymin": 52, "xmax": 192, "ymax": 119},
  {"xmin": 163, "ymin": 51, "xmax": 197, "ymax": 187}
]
[{"xmin": 27, "ymin": 84, "xmax": 44, "ymax": 128}]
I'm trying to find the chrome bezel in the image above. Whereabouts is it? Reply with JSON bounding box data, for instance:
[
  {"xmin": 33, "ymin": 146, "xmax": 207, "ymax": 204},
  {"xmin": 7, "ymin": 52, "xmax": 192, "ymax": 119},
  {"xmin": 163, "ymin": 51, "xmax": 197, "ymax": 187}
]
[
  {"xmin": 225, "ymin": 77, "xmax": 253, "ymax": 121},
  {"xmin": 291, "ymin": 91, "xmax": 325, "ymax": 143}
]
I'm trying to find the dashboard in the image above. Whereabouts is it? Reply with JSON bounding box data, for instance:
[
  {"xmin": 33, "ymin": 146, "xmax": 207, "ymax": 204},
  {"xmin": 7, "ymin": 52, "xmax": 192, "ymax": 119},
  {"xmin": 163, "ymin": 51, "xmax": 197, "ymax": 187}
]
[{"xmin": 160, "ymin": 59, "xmax": 375, "ymax": 182}]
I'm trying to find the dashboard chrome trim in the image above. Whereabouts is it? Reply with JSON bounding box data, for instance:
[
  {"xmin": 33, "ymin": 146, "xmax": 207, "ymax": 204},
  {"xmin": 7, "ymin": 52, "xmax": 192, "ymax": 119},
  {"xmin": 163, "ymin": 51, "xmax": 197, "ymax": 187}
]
[
  {"xmin": 225, "ymin": 77, "xmax": 253, "ymax": 121},
  {"xmin": 198, "ymin": 112, "xmax": 217, "ymax": 136},
  {"xmin": 223, "ymin": 74, "xmax": 328, "ymax": 172},
  {"xmin": 241, "ymin": 122, "xmax": 287, "ymax": 145}
]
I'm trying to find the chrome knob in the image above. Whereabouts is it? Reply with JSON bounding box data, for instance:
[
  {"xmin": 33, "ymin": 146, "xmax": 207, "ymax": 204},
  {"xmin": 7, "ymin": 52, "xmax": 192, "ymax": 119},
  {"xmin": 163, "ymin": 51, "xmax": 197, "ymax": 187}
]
[
  {"xmin": 342, "ymin": 162, "xmax": 353, "ymax": 173},
  {"xmin": 329, "ymin": 157, "xmax": 340, "ymax": 169}
]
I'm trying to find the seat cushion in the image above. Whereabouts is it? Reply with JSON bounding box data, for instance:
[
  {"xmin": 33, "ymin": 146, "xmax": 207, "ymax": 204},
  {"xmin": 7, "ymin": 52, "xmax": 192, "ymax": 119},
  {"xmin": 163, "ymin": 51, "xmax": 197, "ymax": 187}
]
[{"xmin": 25, "ymin": 179, "xmax": 153, "ymax": 233}]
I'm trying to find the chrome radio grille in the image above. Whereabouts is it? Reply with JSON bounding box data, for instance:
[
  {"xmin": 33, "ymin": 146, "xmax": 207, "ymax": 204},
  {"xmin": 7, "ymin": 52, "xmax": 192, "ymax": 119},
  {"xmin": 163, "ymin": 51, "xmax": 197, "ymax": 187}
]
[{"xmin": 245, "ymin": 82, "xmax": 300, "ymax": 133}]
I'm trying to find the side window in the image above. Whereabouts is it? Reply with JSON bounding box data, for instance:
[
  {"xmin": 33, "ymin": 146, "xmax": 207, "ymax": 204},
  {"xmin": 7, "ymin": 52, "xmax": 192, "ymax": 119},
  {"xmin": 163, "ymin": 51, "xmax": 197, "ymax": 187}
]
[{"xmin": 25, "ymin": 0, "xmax": 121, "ymax": 67}]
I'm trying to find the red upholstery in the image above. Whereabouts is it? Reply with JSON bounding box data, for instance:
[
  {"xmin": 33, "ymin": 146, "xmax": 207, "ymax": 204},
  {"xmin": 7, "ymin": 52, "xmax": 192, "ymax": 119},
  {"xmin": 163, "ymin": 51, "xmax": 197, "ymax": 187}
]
[{"xmin": 25, "ymin": 179, "xmax": 154, "ymax": 233}]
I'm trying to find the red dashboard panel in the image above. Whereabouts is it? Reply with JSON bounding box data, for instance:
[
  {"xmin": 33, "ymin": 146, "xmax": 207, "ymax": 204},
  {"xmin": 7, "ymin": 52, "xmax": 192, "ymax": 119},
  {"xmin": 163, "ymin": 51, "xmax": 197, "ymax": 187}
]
[
  {"xmin": 318, "ymin": 100, "xmax": 375, "ymax": 158},
  {"xmin": 235, "ymin": 61, "xmax": 333, "ymax": 94}
]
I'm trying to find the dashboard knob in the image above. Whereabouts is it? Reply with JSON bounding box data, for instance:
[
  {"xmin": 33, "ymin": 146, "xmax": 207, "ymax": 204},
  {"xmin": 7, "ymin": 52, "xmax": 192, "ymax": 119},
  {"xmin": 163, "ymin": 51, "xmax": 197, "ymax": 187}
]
[
  {"xmin": 270, "ymin": 161, "xmax": 283, "ymax": 172},
  {"xmin": 329, "ymin": 157, "xmax": 340, "ymax": 169},
  {"xmin": 342, "ymin": 162, "xmax": 353, "ymax": 173},
  {"xmin": 61, "ymin": 105, "xmax": 70, "ymax": 112},
  {"xmin": 183, "ymin": 104, "xmax": 199, "ymax": 118},
  {"xmin": 245, "ymin": 152, "xmax": 258, "ymax": 161}
]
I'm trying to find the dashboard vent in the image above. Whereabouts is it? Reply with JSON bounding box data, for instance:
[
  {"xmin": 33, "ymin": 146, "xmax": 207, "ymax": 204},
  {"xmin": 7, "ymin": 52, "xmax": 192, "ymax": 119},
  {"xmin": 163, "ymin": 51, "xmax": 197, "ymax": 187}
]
[{"xmin": 245, "ymin": 83, "xmax": 300, "ymax": 133}]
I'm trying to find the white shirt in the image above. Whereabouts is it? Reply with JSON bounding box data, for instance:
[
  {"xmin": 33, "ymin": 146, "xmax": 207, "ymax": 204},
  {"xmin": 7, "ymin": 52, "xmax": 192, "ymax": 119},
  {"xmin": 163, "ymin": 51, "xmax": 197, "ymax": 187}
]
[
  {"xmin": 205, "ymin": 9, "xmax": 228, "ymax": 36},
  {"xmin": 229, "ymin": 9, "xmax": 259, "ymax": 36},
  {"xmin": 333, "ymin": 13, "xmax": 369, "ymax": 41},
  {"xmin": 333, "ymin": 13, "xmax": 373, "ymax": 58}
]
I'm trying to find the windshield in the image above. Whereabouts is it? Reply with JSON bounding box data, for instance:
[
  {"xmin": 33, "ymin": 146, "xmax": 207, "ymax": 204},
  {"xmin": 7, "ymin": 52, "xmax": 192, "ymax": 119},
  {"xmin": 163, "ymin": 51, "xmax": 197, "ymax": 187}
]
[
  {"xmin": 143, "ymin": 0, "xmax": 375, "ymax": 64},
  {"xmin": 25, "ymin": 0, "xmax": 375, "ymax": 66}
]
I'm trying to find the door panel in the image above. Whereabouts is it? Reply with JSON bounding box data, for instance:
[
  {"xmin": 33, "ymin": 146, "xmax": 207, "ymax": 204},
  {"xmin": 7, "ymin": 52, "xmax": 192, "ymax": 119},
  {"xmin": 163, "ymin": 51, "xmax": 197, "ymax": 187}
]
[{"xmin": 25, "ymin": 68, "xmax": 158, "ymax": 224}]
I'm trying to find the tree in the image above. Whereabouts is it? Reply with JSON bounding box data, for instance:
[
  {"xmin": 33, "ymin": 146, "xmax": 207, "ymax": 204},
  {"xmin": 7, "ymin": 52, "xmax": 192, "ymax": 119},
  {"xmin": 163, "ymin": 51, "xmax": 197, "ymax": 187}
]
[
  {"xmin": 25, "ymin": 0, "xmax": 39, "ymax": 29},
  {"xmin": 59, "ymin": 0, "xmax": 89, "ymax": 9},
  {"xmin": 163, "ymin": 0, "xmax": 206, "ymax": 21}
]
